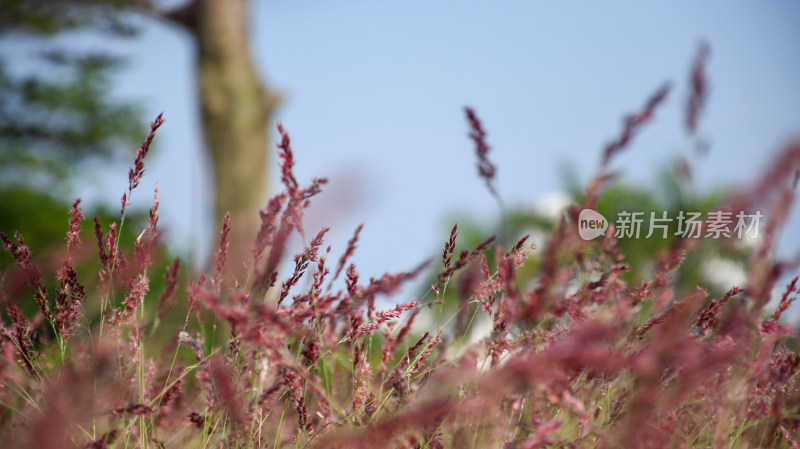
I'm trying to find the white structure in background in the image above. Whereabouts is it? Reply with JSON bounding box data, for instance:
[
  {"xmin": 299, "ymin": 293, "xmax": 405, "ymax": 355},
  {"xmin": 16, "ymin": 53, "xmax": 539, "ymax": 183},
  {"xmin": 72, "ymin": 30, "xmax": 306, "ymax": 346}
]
[
  {"xmin": 700, "ymin": 257, "xmax": 748, "ymax": 292},
  {"xmin": 530, "ymin": 192, "xmax": 573, "ymax": 222},
  {"xmin": 525, "ymin": 191, "xmax": 573, "ymax": 249}
]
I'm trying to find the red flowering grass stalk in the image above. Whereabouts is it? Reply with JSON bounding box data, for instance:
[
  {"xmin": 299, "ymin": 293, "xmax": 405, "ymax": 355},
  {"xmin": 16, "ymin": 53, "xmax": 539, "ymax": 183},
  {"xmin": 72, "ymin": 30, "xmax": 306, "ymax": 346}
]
[
  {"xmin": 130, "ymin": 185, "xmax": 160, "ymax": 278},
  {"xmin": 505, "ymin": 234, "xmax": 530, "ymax": 258},
  {"xmin": 638, "ymin": 287, "xmax": 707, "ymax": 339},
  {"xmin": 499, "ymin": 235, "xmax": 531, "ymax": 297},
  {"xmin": 276, "ymin": 122, "xmax": 298, "ymax": 198},
  {"xmin": 281, "ymin": 245, "xmax": 336, "ymax": 335},
  {"xmin": 144, "ymin": 184, "xmax": 160, "ymax": 240},
  {"xmin": 349, "ymin": 320, "xmax": 378, "ymax": 340},
  {"xmin": 254, "ymin": 222, "xmax": 288, "ymax": 293},
  {"xmin": 781, "ymin": 426, "xmax": 799, "ymax": 449},
  {"xmin": 490, "ymin": 248, "xmax": 519, "ymax": 348},
  {"xmin": 185, "ymin": 273, "xmax": 206, "ymax": 324},
  {"xmin": 310, "ymin": 247, "xmax": 330, "ymax": 299},
  {"xmin": 329, "ymin": 263, "xmax": 361, "ymax": 326},
  {"xmin": 341, "ymin": 262, "xmax": 430, "ymax": 320},
  {"xmin": 465, "ymin": 107, "xmax": 500, "ymax": 201},
  {"xmin": 254, "ymin": 124, "xmax": 328, "ymax": 292},
  {"xmin": 585, "ymin": 263, "xmax": 629, "ymax": 291},
  {"xmin": 94, "ymin": 220, "xmax": 130, "ymax": 292},
  {"xmin": 743, "ymin": 341, "xmax": 798, "ymax": 440},
  {"xmin": 208, "ymin": 357, "xmax": 246, "ymax": 431},
  {"xmin": 301, "ymin": 337, "xmax": 320, "ymax": 368},
  {"xmin": 380, "ymin": 307, "xmax": 421, "ymax": 372},
  {"xmin": 156, "ymin": 258, "xmax": 181, "ymax": 321},
  {"xmin": 565, "ymin": 264, "xmax": 629, "ymax": 320},
  {"xmin": 401, "ymin": 332, "xmax": 429, "ymax": 370},
  {"xmin": 760, "ymin": 316, "xmax": 797, "ymax": 337},
  {"xmin": 53, "ymin": 260, "xmax": 85, "ymax": 340},
  {"xmin": 724, "ymin": 140, "xmax": 800, "ymax": 217},
  {"xmin": 487, "ymin": 331, "xmax": 511, "ymax": 368},
  {"xmin": 212, "ymin": 212, "xmax": 231, "ymax": 293},
  {"xmin": 112, "ymin": 402, "xmax": 154, "ymax": 416},
  {"xmin": 47, "ymin": 200, "xmax": 87, "ymax": 342},
  {"xmin": 251, "ymin": 193, "xmax": 286, "ymax": 269},
  {"xmin": 694, "ymin": 285, "xmax": 742, "ymax": 332},
  {"xmin": 352, "ymin": 342, "xmax": 372, "ymax": 415},
  {"xmin": 442, "ymin": 224, "xmax": 458, "ymax": 270},
  {"xmin": 631, "ymin": 245, "xmax": 687, "ymax": 310},
  {"xmin": 151, "ymin": 369, "xmax": 183, "ymax": 414},
  {"xmin": 374, "ymin": 300, "xmax": 418, "ymax": 325},
  {"xmin": 281, "ymin": 365, "xmax": 312, "ymax": 433},
  {"xmin": 686, "ymin": 41, "xmax": 710, "ymax": 137},
  {"xmin": 473, "ymin": 255, "xmax": 503, "ymax": 313},
  {"xmin": 103, "ymin": 188, "xmax": 161, "ymax": 330},
  {"xmin": 84, "ymin": 429, "xmax": 118, "ymax": 449},
  {"xmin": 279, "ymin": 227, "xmax": 329, "ymax": 304},
  {"xmin": 331, "ymin": 223, "xmax": 364, "ymax": 286},
  {"xmin": 518, "ymin": 210, "xmax": 581, "ymax": 322},
  {"xmin": 122, "ymin": 112, "xmax": 164, "ymax": 217},
  {"xmin": 275, "ymin": 122, "xmax": 327, "ymax": 239},
  {"xmin": 107, "ymin": 273, "xmax": 149, "ymax": 325},
  {"xmin": 186, "ymin": 411, "xmax": 205, "ymax": 430},
  {"xmin": 178, "ymin": 330, "xmax": 205, "ymax": 362},
  {"xmin": 93, "ymin": 216, "xmax": 108, "ymax": 271},
  {"xmin": 1, "ymin": 294, "xmax": 36, "ymax": 375},
  {"xmin": 433, "ymin": 230, "xmax": 495, "ymax": 297},
  {"xmin": 90, "ymin": 114, "xmax": 163, "ymax": 332},
  {"xmin": 581, "ymin": 83, "xmax": 672, "ymax": 210},
  {"xmin": 771, "ymin": 275, "xmax": 799, "ymax": 321},
  {"xmin": 274, "ymin": 173, "xmax": 327, "ymax": 239},
  {"xmin": 451, "ymin": 259, "xmax": 481, "ymax": 333},
  {"xmin": 344, "ymin": 263, "xmax": 359, "ymax": 298},
  {"xmin": 0, "ymin": 232, "xmax": 49, "ymax": 319},
  {"xmin": 349, "ymin": 300, "xmax": 418, "ymax": 340},
  {"xmin": 600, "ymin": 83, "xmax": 671, "ymax": 169},
  {"xmin": 53, "ymin": 200, "xmax": 87, "ymax": 341},
  {"xmin": 66, "ymin": 199, "xmax": 84, "ymax": 256},
  {"xmin": 104, "ymin": 223, "xmax": 122, "ymax": 278},
  {"xmin": 744, "ymin": 164, "xmax": 800, "ymax": 305},
  {"xmin": 410, "ymin": 328, "xmax": 442, "ymax": 375}
]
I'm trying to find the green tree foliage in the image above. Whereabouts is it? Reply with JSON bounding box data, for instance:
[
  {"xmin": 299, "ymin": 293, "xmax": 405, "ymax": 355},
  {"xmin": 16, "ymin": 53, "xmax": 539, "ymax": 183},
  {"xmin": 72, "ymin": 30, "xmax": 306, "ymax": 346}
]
[
  {"xmin": 0, "ymin": 0, "xmax": 145, "ymax": 188},
  {"xmin": 0, "ymin": 0, "xmax": 145, "ymax": 252},
  {"xmin": 0, "ymin": 0, "xmax": 142, "ymax": 36},
  {"xmin": 0, "ymin": 1, "xmax": 174, "ymax": 331},
  {"xmin": 0, "ymin": 55, "xmax": 143, "ymax": 188},
  {"xmin": 429, "ymin": 167, "xmax": 751, "ymax": 341}
]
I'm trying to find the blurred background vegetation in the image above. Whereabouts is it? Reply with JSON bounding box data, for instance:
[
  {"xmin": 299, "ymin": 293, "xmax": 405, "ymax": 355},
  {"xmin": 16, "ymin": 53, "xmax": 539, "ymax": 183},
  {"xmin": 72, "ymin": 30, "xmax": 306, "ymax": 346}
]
[
  {"xmin": 0, "ymin": 1, "xmax": 145, "ymax": 258},
  {"xmin": 0, "ymin": 0, "xmax": 278, "ymax": 270}
]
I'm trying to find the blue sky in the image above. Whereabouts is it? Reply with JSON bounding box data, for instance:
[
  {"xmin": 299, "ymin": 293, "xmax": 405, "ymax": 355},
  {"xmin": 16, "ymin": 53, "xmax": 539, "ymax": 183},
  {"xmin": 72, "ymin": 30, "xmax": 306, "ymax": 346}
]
[{"xmin": 20, "ymin": 1, "xmax": 800, "ymax": 304}]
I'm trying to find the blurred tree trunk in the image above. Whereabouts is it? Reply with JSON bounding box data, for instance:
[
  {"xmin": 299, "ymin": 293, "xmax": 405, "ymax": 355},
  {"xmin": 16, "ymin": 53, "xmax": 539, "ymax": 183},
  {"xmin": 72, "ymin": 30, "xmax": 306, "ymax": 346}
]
[
  {"xmin": 167, "ymin": 0, "xmax": 279, "ymax": 271},
  {"xmin": 2, "ymin": 0, "xmax": 278, "ymax": 272}
]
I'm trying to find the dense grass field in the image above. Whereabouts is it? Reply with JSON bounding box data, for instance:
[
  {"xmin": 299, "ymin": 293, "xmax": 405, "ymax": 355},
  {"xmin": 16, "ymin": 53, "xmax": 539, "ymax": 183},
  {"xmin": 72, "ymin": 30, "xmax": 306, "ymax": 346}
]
[{"xmin": 2, "ymin": 46, "xmax": 800, "ymax": 448}]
